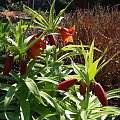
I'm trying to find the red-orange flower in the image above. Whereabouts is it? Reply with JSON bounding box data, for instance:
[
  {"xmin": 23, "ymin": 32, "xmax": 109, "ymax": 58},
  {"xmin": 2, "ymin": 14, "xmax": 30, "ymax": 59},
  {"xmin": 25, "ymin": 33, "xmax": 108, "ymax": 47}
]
[
  {"xmin": 60, "ymin": 26, "xmax": 75, "ymax": 45},
  {"xmin": 27, "ymin": 33, "xmax": 46, "ymax": 59}
]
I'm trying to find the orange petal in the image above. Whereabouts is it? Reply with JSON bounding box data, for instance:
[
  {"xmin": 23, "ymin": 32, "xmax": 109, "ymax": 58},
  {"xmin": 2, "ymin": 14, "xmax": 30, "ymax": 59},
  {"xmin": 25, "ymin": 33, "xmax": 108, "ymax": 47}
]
[
  {"xmin": 60, "ymin": 28, "xmax": 73, "ymax": 45},
  {"xmin": 27, "ymin": 32, "xmax": 46, "ymax": 50},
  {"xmin": 68, "ymin": 25, "xmax": 75, "ymax": 35},
  {"xmin": 27, "ymin": 33, "xmax": 42, "ymax": 49},
  {"xmin": 64, "ymin": 35, "xmax": 73, "ymax": 45},
  {"xmin": 27, "ymin": 47, "xmax": 40, "ymax": 59}
]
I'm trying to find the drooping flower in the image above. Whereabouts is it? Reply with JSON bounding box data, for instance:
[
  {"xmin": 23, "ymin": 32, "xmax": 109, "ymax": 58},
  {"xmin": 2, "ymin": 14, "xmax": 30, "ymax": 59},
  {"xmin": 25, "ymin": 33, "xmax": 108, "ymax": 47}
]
[
  {"xmin": 95, "ymin": 83, "xmax": 108, "ymax": 106},
  {"xmin": 60, "ymin": 26, "xmax": 75, "ymax": 45},
  {"xmin": 68, "ymin": 25, "xmax": 75, "ymax": 35},
  {"xmin": 27, "ymin": 33, "xmax": 46, "ymax": 59},
  {"xmin": 57, "ymin": 78, "xmax": 77, "ymax": 91},
  {"xmin": 47, "ymin": 34, "xmax": 57, "ymax": 46},
  {"xmin": 80, "ymin": 81, "xmax": 86, "ymax": 95},
  {"xmin": 19, "ymin": 59, "xmax": 27, "ymax": 75},
  {"xmin": 89, "ymin": 81, "xmax": 95, "ymax": 92},
  {"xmin": 2, "ymin": 54, "xmax": 14, "ymax": 76}
]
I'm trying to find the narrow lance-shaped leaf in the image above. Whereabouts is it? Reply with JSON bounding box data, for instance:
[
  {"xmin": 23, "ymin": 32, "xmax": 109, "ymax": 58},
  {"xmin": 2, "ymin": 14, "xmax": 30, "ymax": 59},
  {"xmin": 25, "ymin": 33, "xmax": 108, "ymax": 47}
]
[
  {"xmin": 23, "ymin": 17, "xmax": 36, "ymax": 41},
  {"xmin": 88, "ymin": 56, "xmax": 102, "ymax": 81},
  {"xmin": 106, "ymin": 88, "xmax": 120, "ymax": 96},
  {"xmin": 88, "ymin": 40, "xmax": 94, "ymax": 68},
  {"xmin": 23, "ymin": 5, "xmax": 48, "ymax": 27},
  {"xmin": 36, "ymin": 77, "xmax": 58, "ymax": 85},
  {"xmin": 25, "ymin": 77, "xmax": 45, "ymax": 105},
  {"xmin": 81, "ymin": 42, "xmax": 89, "ymax": 71},
  {"xmin": 97, "ymin": 51, "xmax": 120, "ymax": 73},
  {"xmin": 16, "ymin": 20, "xmax": 23, "ymax": 48},
  {"xmin": 71, "ymin": 58, "xmax": 86, "ymax": 80},
  {"xmin": 39, "ymin": 91, "xmax": 63, "ymax": 113},
  {"xmin": 57, "ymin": 51, "xmax": 80, "ymax": 62},
  {"xmin": 4, "ymin": 83, "xmax": 19, "ymax": 110},
  {"xmin": 4, "ymin": 84, "xmax": 20, "ymax": 120},
  {"xmin": 41, "ymin": 113, "xmax": 58, "ymax": 120},
  {"xmin": 20, "ymin": 98, "xmax": 30, "ymax": 120},
  {"xmin": 54, "ymin": 0, "xmax": 73, "ymax": 27},
  {"xmin": 49, "ymin": 0, "xmax": 55, "ymax": 30},
  {"xmin": 0, "ymin": 83, "xmax": 11, "ymax": 91}
]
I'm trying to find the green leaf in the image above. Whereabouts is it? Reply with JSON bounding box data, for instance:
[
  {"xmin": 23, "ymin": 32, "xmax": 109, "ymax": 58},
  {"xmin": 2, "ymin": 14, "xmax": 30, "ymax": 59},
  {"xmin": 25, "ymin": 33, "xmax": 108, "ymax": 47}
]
[
  {"xmin": 60, "ymin": 45, "xmax": 88, "ymax": 52},
  {"xmin": 89, "ymin": 106, "xmax": 120, "ymax": 119},
  {"xmin": 20, "ymin": 99, "xmax": 30, "ymax": 120},
  {"xmin": 58, "ymin": 100, "xmax": 77, "ymax": 113},
  {"xmin": 4, "ymin": 83, "xmax": 18, "ymax": 110},
  {"xmin": 57, "ymin": 51, "xmax": 80, "ymax": 62},
  {"xmin": 54, "ymin": 0, "xmax": 73, "ymax": 27},
  {"xmin": 23, "ymin": 17, "xmax": 35, "ymax": 41},
  {"xmin": 88, "ymin": 40, "xmax": 94, "ymax": 68},
  {"xmin": 0, "ymin": 83, "xmax": 11, "ymax": 91},
  {"xmin": 49, "ymin": 0, "xmax": 55, "ymax": 30},
  {"xmin": 88, "ymin": 57, "xmax": 101, "ymax": 80},
  {"xmin": 97, "ymin": 51, "xmax": 120, "ymax": 73},
  {"xmin": 25, "ymin": 78, "xmax": 40, "ymax": 96},
  {"xmin": 81, "ymin": 42, "xmax": 89, "ymax": 70},
  {"xmin": 1, "ymin": 37, "xmax": 15, "ymax": 46},
  {"xmin": 24, "ymin": 5, "xmax": 48, "ymax": 28},
  {"xmin": 106, "ymin": 88, "xmax": 120, "ymax": 100},
  {"xmin": 41, "ymin": 113, "xmax": 58, "ymax": 120},
  {"xmin": 25, "ymin": 78, "xmax": 45, "ymax": 105},
  {"xmin": 71, "ymin": 59, "xmax": 86, "ymax": 80},
  {"xmin": 36, "ymin": 77, "xmax": 58, "ymax": 85},
  {"xmin": 106, "ymin": 88, "xmax": 120, "ymax": 96},
  {"xmin": 81, "ymin": 110, "xmax": 87, "ymax": 120},
  {"xmin": 16, "ymin": 20, "xmax": 23, "ymax": 48},
  {"xmin": 10, "ymin": 70, "xmax": 21, "ymax": 82},
  {"xmin": 39, "ymin": 91, "xmax": 62, "ymax": 113}
]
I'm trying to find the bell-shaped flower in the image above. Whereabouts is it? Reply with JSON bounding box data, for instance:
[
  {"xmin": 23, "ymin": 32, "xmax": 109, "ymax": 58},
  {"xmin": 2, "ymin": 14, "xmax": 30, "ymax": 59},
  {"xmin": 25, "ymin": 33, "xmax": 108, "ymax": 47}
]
[
  {"xmin": 47, "ymin": 34, "xmax": 57, "ymax": 46},
  {"xmin": 27, "ymin": 33, "xmax": 46, "ymax": 59},
  {"xmin": 60, "ymin": 26, "xmax": 75, "ymax": 45}
]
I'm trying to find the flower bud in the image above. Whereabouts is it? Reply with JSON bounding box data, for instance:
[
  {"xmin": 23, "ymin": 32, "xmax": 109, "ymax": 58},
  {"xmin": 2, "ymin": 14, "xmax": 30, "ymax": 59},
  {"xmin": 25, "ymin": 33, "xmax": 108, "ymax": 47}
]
[
  {"xmin": 80, "ymin": 81, "xmax": 86, "ymax": 95},
  {"xmin": 3, "ymin": 54, "xmax": 14, "ymax": 76},
  {"xmin": 48, "ymin": 34, "xmax": 57, "ymax": 46},
  {"xmin": 19, "ymin": 60, "xmax": 27, "ymax": 75},
  {"xmin": 57, "ymin": 78, "xmax": 77, "ymax": 91},
  {"xmin": 95, "ymin": 83, "xmax": 108, "ymax": 106},
  {"xmin": 89, "ymin": 81, "xmax": 95, "ymax": 92}
]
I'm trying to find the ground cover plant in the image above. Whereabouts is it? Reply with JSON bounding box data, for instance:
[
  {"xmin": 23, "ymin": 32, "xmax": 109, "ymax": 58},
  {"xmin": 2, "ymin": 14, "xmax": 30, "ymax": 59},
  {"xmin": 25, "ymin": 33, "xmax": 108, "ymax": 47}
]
[{"xmin": 0, "ymin": 0, "xmax": 120, "ymax": 120}]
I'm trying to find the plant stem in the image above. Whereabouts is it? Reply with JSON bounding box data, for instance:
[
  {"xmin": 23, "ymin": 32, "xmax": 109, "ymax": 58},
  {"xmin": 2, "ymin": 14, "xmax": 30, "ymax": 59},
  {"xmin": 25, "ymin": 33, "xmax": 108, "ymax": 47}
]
[{"xmin": 85, "ymin": 85, "xmax": 90, "ymax": 109}]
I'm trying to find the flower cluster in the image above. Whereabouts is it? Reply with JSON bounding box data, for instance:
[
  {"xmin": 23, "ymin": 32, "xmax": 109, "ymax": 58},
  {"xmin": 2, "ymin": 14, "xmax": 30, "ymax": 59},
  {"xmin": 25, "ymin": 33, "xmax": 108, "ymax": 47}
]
[
  {"xmin": 57, "ymin": 79, "xmax": 108, "ymax": 106},
  {"xmin": 27, "ymin": 26, "xmax": 75, "ymax": 59},
  {"xmin": 2, "ymin": 55, "xmax": 28, "ymax": 76}
]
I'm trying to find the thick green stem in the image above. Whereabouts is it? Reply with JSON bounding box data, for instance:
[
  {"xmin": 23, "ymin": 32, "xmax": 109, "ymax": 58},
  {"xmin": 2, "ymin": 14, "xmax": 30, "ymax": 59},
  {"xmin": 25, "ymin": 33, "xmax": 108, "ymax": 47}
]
[{"xmin": 85, "ymin": 85, "xmax": 90, "ymax": 109}]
